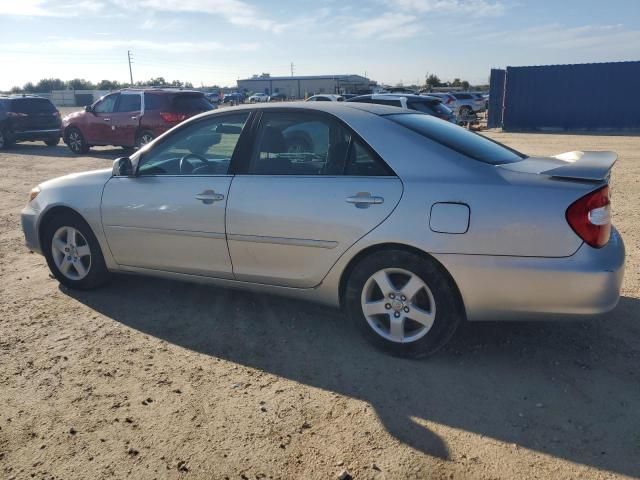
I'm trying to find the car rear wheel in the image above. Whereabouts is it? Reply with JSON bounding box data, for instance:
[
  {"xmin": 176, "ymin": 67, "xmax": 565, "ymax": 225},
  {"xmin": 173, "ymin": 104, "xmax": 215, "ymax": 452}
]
[
  {"xmin": 136, "ymin": 131, "xmax": 154, "ymax": 148},
  {"xmin": 45, "ymin": 137, "xmax": 60, "ymax": 147},
  {"xmin": 42, "ymin": 212, "xmax": 110, "ymax": 290},
  {"xmin": 66, "ymin": 128, "xmax": 89, "ymax": 154},
  {"xmin": 345, "ymin": 250, "xmax": 464, "ymax": 358}
]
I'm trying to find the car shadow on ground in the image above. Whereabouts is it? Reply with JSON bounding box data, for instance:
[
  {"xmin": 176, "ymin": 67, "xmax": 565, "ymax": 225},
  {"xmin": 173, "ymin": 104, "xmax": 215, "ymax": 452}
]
[
  {"xmin": 3, "ymin": 143, "xmax": 129, "ymax": 159},
  {"xmin": 65, "ymin": 275, "xmax": 640, "ymax": 477}
]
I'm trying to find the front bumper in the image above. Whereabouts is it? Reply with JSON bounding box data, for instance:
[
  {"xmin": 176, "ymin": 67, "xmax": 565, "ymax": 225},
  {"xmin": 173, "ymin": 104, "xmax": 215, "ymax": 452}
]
[
  {"xmin": 21, "ymin": 204, "xmax": 42, "ymax": 254},
  {"xmin": 434, "ymin": 228, "xmax": 625, "ymax": 321}
]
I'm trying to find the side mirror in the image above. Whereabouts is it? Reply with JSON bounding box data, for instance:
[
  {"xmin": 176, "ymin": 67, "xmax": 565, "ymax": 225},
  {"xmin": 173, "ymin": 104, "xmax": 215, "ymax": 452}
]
[
  {"xmin": 84, "ymin": 105, "xmax": 93, "ymax": 113},
  {"xmin": 112, "ymin": 157, "xmax": 134, "ymax": 177}
]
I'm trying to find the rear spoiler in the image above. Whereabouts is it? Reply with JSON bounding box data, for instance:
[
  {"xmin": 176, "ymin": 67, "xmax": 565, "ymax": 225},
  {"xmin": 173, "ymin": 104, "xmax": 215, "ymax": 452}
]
[
  {"xmin": 541, "ymin": 151, "xmax": 617, "ymax": 181},
  {"xmin": 499, "ymin": 151, "xmax": 617, "ymax": 182}
]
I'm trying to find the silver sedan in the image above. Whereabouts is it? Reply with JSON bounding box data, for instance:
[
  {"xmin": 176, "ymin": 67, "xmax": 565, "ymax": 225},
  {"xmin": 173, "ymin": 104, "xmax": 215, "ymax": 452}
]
[{"xmin": 21, "ymin": 102, "xmax": 625, "ymax": 357}]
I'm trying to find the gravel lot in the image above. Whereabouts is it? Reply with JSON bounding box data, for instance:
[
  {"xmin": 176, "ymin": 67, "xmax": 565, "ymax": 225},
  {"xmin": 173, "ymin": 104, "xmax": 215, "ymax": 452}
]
[{"xmin": 1, "ymin": 125, "xmax": 639, "ymax": 480}]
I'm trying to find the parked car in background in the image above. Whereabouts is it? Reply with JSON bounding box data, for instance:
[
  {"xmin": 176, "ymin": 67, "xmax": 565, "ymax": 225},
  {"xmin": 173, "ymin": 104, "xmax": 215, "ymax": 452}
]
[
  {"xmin": 306, "ymin": 94, "xmax": 344, "ymax": 102},
  {"xmin": 347, "ymin": 94, "xmax": 455, "ymax": 122},
  {"xmin": 204, "ymin": 92, "xmax": 222, "ymax": 105},
  {"xmin": 340, "ymin": 94, "xmax": 358, "ymax": 100},
  {"xmin": 268, "ymin": 92, "xmax": 288, "ymax": 102},
  {"xmin": 0, "ymin": 95, "xmax": 61, "ymax": 149},
  {"xmin": 386, "ymin": 87, "xmax": 418, "ymax": 94},
  {"xmin": 223, "ymin": 92, "xmax": 244, "ymax": 105},
  {"xmin": 21, "ymin": 102, "xmax": 625, "ymax": 358},
  {"xmin": 426, "ymin": 92, "xmax": 483, "ymax": 123},
  {"xmin": 61, "ymin": 89, "xmax": 213, "ymax": 154},
  {"xmin": 248, "ymin": 93, "xmax": 270, "ymax": 103}
]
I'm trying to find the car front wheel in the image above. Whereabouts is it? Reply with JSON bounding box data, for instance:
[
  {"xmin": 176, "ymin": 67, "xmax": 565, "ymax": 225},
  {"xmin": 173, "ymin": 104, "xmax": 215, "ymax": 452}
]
[
  {"xmin": 66, "ymin": 128, "xmax": 89, "ymax": 154},
  {"xmin": 345, "ymin": 250, "xmax": 464, "ymax": 358},
  {"xmin": 42, "ymin": 212, "xmax": 110, "ymax": 290}
]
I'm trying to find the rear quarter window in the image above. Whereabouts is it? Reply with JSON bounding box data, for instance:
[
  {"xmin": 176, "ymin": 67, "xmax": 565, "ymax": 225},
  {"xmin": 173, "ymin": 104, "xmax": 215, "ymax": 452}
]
[
  {"xmin": 171, "ymin": 94, "xmax": 213, "ymax": 113},
  {"xmin": 144, "ymin": 93, "xmax": 169, "ymax": 111},
  {"xmin": 389, "ymin": 113, "xmax": 525, "ymax": 165}
]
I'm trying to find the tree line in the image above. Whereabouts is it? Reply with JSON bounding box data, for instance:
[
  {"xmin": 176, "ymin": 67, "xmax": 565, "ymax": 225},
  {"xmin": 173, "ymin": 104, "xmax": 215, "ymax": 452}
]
[{"xmin": 7, "ymin": 77, "xmax": 195, "ymax": 94}]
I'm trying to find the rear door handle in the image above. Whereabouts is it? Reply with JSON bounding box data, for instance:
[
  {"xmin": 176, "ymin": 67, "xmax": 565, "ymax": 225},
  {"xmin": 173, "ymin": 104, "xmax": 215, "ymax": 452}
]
[
  {"xmin": 131, "ymin": 116, "xmax": 137, "ymax": 120},
  {"xmin": 346, "ymin": 192, "xmax": 384, "ymax": 208},
  {"xmin": 195, "ymin": 190, "xmax": 225, "ymax": 205},
  {"xmin": 103, "ymin": 118, "xmax": 110, "ymax": 122}
]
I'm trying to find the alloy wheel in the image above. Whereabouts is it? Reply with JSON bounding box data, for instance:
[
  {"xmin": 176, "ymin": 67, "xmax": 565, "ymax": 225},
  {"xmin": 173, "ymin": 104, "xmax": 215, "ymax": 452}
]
[
  {"xmin": 138, "ymin": 133, "xmax": 153, "ymax": 146},
  {"xmin": 360, "ymin": 268, "xmax": 436, "ymax": 343},
  {"xmin": 51, "ymin": 226, "xmax": 92, "ymax": 280},
  {"xmin": 68, "ymin": 131, "xmax": 83, "ymax": 152}
]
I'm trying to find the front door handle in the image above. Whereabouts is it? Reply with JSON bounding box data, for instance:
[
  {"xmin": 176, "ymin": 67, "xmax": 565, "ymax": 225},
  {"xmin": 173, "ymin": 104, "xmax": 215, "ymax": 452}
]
[
  {"xmin": 131, "ymin": 116, "xmax": 137, "ymax": 120},
  {"xmin": 195, "ymin": 190, "xmax": 225, "ymax": 205},
  {"xmin": 346, "ymin": 192, "xmax": 384, "ymax": 208},
  {"xmin": 103, "ymin": 118, "xmax": 110, "ymax": 122}
]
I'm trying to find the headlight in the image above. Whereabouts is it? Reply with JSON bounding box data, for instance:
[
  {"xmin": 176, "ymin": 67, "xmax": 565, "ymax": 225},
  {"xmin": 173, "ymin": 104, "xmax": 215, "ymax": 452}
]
[{"xmin": 29, "ymin": 186, "xmax": 41, "ymax": 202}]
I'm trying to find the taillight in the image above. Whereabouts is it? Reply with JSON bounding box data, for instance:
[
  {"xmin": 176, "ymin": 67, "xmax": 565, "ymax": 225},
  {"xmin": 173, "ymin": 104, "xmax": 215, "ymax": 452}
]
[
  {"xmin": 160, "ymin": 112, "xmax": 187, "ymax": 123},
  {"xmin": 446, "ymin": 97, "xmax": 454, "ymax": 104},
  {"xmin": 566, "ymin": 185, "xmax": 611, "ymax": 248}
]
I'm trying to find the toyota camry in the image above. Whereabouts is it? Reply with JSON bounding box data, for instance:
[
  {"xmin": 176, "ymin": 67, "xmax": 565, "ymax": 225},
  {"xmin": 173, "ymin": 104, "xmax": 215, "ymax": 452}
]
[{"xmin": 21, "ymin": 102, "xmax": 625, "ymax": 357}]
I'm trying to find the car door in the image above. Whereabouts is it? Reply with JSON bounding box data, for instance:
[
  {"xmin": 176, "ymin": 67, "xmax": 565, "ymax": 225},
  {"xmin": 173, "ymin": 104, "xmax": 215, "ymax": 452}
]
[
  {"xmin": 86, "ymin": 93, "xmax": 119, "ymax": 144},
  {"xmin": 226, "ymin": 109, "xmax": 403, "ymax": 288},
  {"xmin": 101, "ymin": 111, "xmax": 252, "ymax": 277},
  {"xmin": 110, "ymin": 92, "xmax": 142, "ymax": 147}
]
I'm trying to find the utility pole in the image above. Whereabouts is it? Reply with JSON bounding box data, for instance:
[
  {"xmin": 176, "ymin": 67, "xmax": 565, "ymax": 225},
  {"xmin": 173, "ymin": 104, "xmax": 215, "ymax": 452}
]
[
  {"xmin": 290, "ymin": 62, "xmax": 294, "ymax": 77},
  {"xmin": 127, "ymin": 50, "xmax": 134, "ymax": 86}
]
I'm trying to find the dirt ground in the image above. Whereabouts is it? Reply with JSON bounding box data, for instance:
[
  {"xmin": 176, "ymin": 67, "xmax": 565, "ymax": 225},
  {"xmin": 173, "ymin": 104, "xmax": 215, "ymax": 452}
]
[{"xmin": 1, "ymin": 126, "xmax": 639, "ymax": 480}]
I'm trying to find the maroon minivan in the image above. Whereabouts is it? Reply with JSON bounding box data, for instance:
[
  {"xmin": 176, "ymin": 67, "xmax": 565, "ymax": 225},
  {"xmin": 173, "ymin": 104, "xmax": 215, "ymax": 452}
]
[{"xmin": 61, "ymin": 89, "xmax": 214, "ymax": 154}]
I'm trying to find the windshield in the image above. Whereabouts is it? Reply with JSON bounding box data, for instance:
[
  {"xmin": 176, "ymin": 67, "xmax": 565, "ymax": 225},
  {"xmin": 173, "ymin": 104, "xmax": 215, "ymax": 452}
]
[{"xmin": 388, "ymin": 113, "xmax": 525, "ymax": 165}]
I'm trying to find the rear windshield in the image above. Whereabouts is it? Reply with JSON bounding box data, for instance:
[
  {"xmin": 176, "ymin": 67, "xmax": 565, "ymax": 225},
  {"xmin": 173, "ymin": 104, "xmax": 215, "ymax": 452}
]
[
  {"xmin": 388, "ymin": 113, "xmax": 525, "ymax": 165},
  {"xmin": 9, "ymin": 98, "xmax": 56, "ymax": 114},
  {"xmin": 171, "ymin": 94, "xmax": 213, "ymax": 113}
]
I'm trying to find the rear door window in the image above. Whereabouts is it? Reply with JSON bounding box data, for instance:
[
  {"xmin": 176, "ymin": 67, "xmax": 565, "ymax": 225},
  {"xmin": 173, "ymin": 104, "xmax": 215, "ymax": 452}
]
[
  {"xmin": 144, "ymin": 93, "xmax": 169, "ymax": 111},
  {"xmin": 10, "ymin": 98, "xmax": 56, "ymax": 114},
  {"xmin": 388, "ymin": 113, "xmax": 525, "ymax": 165},
  {"xmin": 171, "ymin": 94, "xmax": 213, "ymax": 113},
  {"xmin": 116, "ymin": 94, "xmax": 141, "ymax": 112}
]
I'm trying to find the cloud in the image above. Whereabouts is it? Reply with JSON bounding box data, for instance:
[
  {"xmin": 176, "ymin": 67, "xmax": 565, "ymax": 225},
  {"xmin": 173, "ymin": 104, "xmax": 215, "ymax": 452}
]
[
  {"xmin": 352, "ymin": 13, "xmax": 424, "ymax": 40},
  {"xmin": 4, "ymin": 38, "xmax": 259, "ymax": 53},
  {"xmin": 0, "ymin": 0, "xmax": 104, "ymax": 17},
  {"xmin": 387, "ymin": 0, "xmax": 506, "ymax": 16},
  {"xmin": 478, "ymin": 23, "xmax": 640, "ymax": 53},
  {"xmin": 115, "ymin": 0, "xmax": 287, "ymax": 33}
]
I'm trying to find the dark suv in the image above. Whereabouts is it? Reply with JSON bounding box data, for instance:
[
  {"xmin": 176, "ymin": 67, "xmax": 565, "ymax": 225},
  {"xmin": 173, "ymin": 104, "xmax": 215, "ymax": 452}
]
[
  {"xmin": 0, "ymin": 95, "xmax": 61, "ymax": 149},
  {"xmin": 61, "ymin": 89, "xmax": 213, "ymax": 154}
]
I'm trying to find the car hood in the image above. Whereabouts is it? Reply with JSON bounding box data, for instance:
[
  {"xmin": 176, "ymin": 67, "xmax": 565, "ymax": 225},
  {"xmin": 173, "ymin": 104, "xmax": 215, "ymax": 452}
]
[
  {"xmin": 62, "ymin": 110, "xmax": 85, "ymax": 123},
  {"xmin": 40, "ymin": 168, "xmax": 112, "ymax": 190}
]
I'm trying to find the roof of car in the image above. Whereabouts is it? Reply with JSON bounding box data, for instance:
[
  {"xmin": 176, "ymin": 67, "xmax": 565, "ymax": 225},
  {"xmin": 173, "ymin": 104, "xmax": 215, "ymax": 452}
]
[
  {"xmin": 0, "ymin": 94, "xmax": 50, "ymax": 100},
  {"xmin": 120, "ymin": 88, "xmax": 203, "ymax": 94},
  {"xmin": 349, "ymin": 93, "xmax": 442, "ymax": 102},
  {"xmin": 212, "ymin": 101, "xmax": 406, "ymax": 116}
]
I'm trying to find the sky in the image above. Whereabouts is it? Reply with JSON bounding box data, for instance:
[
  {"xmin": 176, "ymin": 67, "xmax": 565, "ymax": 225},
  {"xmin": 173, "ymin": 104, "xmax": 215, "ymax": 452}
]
[{"xmin": 0, "ymin": 0, "xmax": 639, "ymax": 90}]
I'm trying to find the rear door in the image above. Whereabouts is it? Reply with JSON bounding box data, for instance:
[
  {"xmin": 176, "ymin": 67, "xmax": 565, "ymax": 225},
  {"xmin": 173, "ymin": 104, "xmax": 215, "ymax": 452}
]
[
  {"xmin": 110, "ymin": 92, "xmax": 142, "ymax": 146},
  {"xmin": 86, "ymin": 93, "xmax": 119, "ymax": 144},
  {"xmin": 226, "ymin": 109, "xmax": 403, "ymax": 288}
]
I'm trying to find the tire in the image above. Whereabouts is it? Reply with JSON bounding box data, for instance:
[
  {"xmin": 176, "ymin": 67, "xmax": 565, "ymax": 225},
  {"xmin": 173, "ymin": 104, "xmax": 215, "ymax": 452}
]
[
  {"xmin": 66, "ymin": 128, "xmax": 89, "ymax": 154},
  {"xmin": 42, "ymin": 211, "xmax": 110, "ymax": 290},
  {"xmin": 136, "ymin": 130, "xmax": 154, "ymax": 148},
  {"xmin": 0, "ymin": 129, "xmax": 5, "ymax": 150},
  {"xmin": 45, "ymin": 137, "xmax": 60, "ymax": 147},
  {"xmin": 345, "ymin": 249, "xmax": 464, "ymax": 358}
]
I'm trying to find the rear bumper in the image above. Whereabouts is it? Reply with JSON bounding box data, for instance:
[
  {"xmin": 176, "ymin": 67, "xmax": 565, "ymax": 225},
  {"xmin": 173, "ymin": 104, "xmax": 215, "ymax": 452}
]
[
  {"xmin": 13, "ymin": 128, "xmax": 61, "ymax": 141},
  {"xmin": 21, "ymin": 204, "xmax": 42, "ymax": 254},
  {"xmin": 434, "ymin": 227, "xmax": 625, "ymax": 321}
]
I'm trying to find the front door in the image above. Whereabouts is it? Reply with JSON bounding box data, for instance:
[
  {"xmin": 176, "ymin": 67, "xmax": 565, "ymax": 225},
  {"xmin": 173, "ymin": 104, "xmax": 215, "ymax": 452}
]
[
  {"xmin": 110, "ymin": 92, "xmax": 142, "ymax": 147},
  {"xmin": 101, "ymin": 111, "xmax": 251, "ymax": 277},
  {"xmin": 226, "ymin": 110, "xmax": 403, "ymax": 288},
  {"xmin": 86, "ymin": 93, "xmax": 119, "ymax": 145}
]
